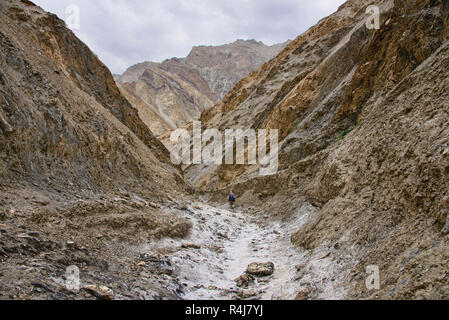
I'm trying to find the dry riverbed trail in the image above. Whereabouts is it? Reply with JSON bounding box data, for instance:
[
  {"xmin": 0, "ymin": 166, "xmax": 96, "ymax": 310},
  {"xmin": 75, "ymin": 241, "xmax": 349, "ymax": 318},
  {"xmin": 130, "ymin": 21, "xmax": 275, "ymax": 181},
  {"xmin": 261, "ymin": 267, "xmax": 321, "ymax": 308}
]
[{"xmin": 138, "ymin": 200, "xmax": 351, "ymax": 300}]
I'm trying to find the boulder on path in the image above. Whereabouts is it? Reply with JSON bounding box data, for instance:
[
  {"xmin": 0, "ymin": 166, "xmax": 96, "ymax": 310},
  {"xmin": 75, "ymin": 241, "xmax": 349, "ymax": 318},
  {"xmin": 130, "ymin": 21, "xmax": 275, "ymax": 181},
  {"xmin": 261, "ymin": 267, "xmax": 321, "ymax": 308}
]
[{"xmin": 246, "ymin": 262, "xmax": 275, "ymax": 277}]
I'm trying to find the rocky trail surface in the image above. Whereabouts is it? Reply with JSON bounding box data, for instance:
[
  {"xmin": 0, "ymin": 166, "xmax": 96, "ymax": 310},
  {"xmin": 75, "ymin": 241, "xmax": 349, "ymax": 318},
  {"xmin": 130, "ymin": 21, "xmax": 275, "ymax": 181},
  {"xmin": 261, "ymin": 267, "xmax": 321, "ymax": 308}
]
[{"xmin": 138, "ymin": 200, "xmax": 353, "ymax": 300}]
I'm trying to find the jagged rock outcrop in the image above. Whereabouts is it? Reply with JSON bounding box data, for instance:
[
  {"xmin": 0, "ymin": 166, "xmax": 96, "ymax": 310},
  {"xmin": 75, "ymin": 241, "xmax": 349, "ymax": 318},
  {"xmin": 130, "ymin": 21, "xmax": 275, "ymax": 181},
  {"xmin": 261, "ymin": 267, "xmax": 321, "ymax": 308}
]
[
  {"xmin": 115, "ymin": 40, "xmax": 288, "ymax": 141},
  {"xmin": 185, "ymin": 39, "xmax": 289, "ymax": 99},
  {"xmin": 195, "ymin": 0, "xmax": 449, "ymax": 299}
]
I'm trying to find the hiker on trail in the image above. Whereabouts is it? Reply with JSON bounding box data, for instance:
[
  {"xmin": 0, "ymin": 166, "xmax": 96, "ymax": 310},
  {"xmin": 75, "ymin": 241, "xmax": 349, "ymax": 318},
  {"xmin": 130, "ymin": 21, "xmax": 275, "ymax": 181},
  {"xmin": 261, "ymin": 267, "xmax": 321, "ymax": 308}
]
[{"xmin": 228, "ymin": 191, "xmax": 236, "ymax": 208}]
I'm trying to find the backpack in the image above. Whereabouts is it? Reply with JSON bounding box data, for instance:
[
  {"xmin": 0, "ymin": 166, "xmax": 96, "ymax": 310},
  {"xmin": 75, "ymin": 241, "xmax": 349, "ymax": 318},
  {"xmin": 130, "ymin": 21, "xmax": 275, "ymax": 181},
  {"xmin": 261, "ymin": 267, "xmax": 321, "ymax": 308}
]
[{"xmin": 229, "ymin": 193, "xmax": 235, "ymax": 201}]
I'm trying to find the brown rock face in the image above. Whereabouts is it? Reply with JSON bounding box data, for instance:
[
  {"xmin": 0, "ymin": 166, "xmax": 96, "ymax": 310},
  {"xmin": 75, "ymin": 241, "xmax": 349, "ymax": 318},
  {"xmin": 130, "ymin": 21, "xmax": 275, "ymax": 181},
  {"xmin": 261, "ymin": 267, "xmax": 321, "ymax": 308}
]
[
  {"xmin": 195, "ymin": 0, "xmax": 449, "ymax": 299},
  {"xmin": 2, "ymin": 0, "xmax": 449, "ymax": 301},
  {"xmin": 115, "ymin": 40, "xmax": 288, "ymax": 142},
  {"xmin": 33, "ymin": 12, "xmax": 170, "ymax": 163},
  {"xmin": 0, "ymin": 0, "xmax": 185, "ymax": 197}
]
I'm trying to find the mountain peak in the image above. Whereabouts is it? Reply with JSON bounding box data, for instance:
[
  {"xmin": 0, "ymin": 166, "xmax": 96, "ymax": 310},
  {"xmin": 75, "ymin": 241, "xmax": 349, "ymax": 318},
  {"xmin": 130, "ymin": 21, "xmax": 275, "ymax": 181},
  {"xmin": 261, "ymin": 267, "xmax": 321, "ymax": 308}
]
[{"xmin": 115, "ymin": 39, "xmax": 288, "ymax": 142}]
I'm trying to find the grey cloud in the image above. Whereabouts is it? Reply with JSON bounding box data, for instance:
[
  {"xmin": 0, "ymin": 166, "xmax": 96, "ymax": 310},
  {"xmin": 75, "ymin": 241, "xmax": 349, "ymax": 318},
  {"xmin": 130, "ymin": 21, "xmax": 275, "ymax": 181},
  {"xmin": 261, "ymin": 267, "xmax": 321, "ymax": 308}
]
[{"xmin": 32, "ymin": 0, "xmax": 346, "ymax": 74}]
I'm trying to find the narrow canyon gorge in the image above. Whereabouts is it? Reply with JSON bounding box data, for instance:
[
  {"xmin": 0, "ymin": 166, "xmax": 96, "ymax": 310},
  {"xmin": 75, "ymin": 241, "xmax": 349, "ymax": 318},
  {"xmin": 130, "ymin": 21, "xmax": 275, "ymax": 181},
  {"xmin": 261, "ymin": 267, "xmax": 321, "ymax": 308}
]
[{"xmin": 0, "ymin": 0, "xmax": 448, "ymax": 301}]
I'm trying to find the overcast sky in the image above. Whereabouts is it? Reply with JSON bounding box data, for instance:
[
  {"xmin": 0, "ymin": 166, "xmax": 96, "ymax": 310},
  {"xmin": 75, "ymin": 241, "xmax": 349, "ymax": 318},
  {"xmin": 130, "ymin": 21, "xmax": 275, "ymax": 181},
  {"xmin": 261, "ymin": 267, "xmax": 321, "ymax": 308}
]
[{"xmin": 33, "ymin": 0, "xmax": 346, "ymax": 74}]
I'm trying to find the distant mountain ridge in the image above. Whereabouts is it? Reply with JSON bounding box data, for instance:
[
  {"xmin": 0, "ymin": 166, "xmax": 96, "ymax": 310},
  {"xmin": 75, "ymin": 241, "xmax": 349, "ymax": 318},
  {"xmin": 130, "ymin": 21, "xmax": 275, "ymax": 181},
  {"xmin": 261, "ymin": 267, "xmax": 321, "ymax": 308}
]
[
  {"xmin": 114, "ymin": 39, "xmax": 289, "ymax": 140},
  {"xmin": 188, "ymin": 0, "xmax": 449, "ymax": 300}
]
